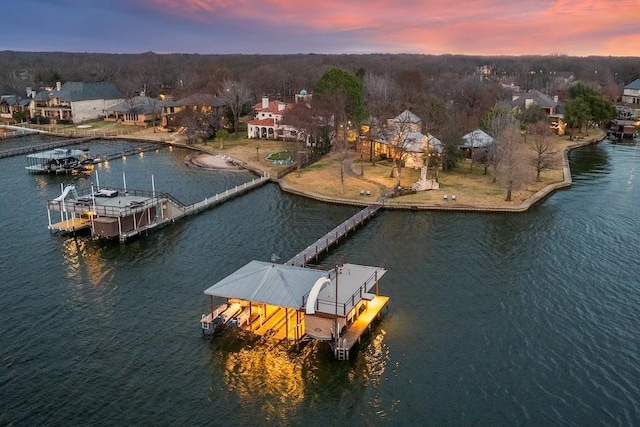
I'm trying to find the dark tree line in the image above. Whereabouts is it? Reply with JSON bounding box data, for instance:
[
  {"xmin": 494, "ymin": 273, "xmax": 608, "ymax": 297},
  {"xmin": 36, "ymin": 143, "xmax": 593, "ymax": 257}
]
[{"xmin": 2, "ymin": 51, "xmax": 638, "ymax": 106}]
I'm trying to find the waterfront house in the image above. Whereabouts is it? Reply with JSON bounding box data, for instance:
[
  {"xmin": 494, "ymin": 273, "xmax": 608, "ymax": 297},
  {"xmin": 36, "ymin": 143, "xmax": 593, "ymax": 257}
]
[
  {"xmin": 161, "ymin": 93, "xmax": 226, "ymax": 131},
  {"xmin": 28, "ymin": 81, "xmax": 124, "ymax": 124},
  {"xmin": 371, "ymin": 110, "xmax": 442, "ymax": 168},
  {"xmin": 248, "ymin": 96, "xmax": 290, "ymax": 139},
  {"xmin": 0, "ymin": 95, "xmax": 29, "ymax": 122},
  {"xmin": 105, "ymin": 95, "xmax": 166, "ymax": 127},
  {"xmin": 248, "ymin": 90, "xmax": 312, "ymax": 140},
  {"xmin": 620, "ymin": 79, "xmax": 640, "ymax": 120}
]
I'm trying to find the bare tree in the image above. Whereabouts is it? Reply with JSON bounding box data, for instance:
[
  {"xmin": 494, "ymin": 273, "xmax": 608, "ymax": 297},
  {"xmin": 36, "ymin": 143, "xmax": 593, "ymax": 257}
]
[
  {"xmin": 482, "ymin": 103, "xmax": 518, "ymax": 182},
  {"xmin": 364, "ymin": 73, "xmax": 397, "ymax": 120},
  {"xmin": 219, "ymin": 80, "xmax": 251, "ymax": 134},
  {"xmin": 384, "ymin": 110, "xmax": 422, "ymax": 187},
  {"xmin": 528, "ymin": 121, "xmax": 559, "ymax": 181},
  {"xmin": 495, "ymin": 123, "xmax": 531, "ymax": 201},
  {"xmin": 321, "ymin": 92, "xmax": 350, "ymax": 195}
]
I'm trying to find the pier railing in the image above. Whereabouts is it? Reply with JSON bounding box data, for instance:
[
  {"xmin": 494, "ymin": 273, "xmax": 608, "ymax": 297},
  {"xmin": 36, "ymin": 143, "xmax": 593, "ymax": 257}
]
[
  {"xmin": 47, "ymin": 193, "xmax": 164, "ymax": 218},
  {"xmin": 302, "ymin": 267, "xmax": 383, "ymax": 317},
  {"xmin": 285, "ymin": 203, "xmax": 382, "ymax": 267}
]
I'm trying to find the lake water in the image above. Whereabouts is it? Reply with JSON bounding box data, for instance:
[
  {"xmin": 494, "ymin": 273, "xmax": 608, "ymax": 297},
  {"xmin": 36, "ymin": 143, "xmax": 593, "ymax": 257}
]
[{"xmin": 1, "ymin": 136, "xmax": 639, "ymax": 426}]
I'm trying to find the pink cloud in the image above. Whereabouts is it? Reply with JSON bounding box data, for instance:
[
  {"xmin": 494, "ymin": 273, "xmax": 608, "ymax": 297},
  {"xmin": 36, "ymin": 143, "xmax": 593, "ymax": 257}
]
[{"xmin": 146, "ymin": 0, "xmax": 639, "ymax": 55}]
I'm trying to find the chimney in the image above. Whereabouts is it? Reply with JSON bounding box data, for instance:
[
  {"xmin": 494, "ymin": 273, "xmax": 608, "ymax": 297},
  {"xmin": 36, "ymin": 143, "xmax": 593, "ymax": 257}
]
[
  {"xmin": 56, "ymin": 81, "xmax": 61, "ymax": 91},
  {"xmin": 278, "ymin": 101, "xmax": 286, "ymax": 111},
  {"xmin": 262, "ymin": 96, "xmax": 269, "ymax": 109},
  {"xmin": 553, "ymin": 95, "xmax": 558, "ymax": 103}
]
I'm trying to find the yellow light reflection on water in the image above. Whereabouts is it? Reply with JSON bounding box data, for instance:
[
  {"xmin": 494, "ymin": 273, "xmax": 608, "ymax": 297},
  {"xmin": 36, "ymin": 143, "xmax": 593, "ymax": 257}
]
[
  {"xmin": 60, "ymin": 237, "xmax": 111, "ymax": 287},
  {"xmin": 207, "ymin": 323, "xmax": 390, "ymax": 423}
]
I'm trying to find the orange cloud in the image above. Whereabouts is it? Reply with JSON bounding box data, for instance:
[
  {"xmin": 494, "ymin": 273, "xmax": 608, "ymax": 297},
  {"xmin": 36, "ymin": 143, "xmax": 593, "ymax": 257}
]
[{"xmin": 146, "ymin": 0, "xmax": 640, "ymax": 56}]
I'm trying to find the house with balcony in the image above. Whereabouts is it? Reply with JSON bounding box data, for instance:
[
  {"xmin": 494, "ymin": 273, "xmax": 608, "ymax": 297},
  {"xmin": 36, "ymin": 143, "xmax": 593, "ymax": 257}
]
[
  {"xmin": 248, "ymin": 96, "xmax": 291, "ymax": 139},
  {"xmin": 28, "ymin": 81, "xmax": 124, "ymax": 124},
  {"xmin": 619, "ymin": 78, "xmax": 640, "ymax": 120},
  {"xmin": 248, "ymin": 90, "xmax": 312, "ymax": 140}
]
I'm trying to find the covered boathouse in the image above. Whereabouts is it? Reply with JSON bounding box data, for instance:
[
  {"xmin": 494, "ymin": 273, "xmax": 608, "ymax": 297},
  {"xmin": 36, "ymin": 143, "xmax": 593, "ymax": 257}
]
[
  {"xmin": 46, "ymin": 184, "xmax": 185, "ymax": 241},
  {"xmin": 200, "ymin": 259, "xmax": 388, "ymax": 360}
]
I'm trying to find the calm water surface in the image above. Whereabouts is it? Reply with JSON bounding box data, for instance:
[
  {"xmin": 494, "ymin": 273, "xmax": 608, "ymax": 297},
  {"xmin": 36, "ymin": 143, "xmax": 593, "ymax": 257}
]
[{"xmin": 1, "ymin": 136, "xmax": 639, "ymax": 426}]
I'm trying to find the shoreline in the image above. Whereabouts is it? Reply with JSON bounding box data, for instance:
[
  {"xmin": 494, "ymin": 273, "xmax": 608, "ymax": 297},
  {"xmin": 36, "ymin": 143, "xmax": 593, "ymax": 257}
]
[
  {"xmin": 110, "ymin": 129, "xmax": 609, "ymax": 212},
  {"xmin": 11, "ymin": 124, "xmax": 607, "ymax": 212}
]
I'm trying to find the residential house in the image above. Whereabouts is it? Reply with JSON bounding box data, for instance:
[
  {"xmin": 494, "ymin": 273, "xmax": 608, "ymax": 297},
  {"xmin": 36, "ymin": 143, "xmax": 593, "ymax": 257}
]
[
  {"xmin": 161, "ymin": 93, "xmax": 226, "ymax": 131},
  {"xmin": 620, "ymin": 78, "xmax": 640, "ymax": 119},
  {"xmin": 460, "ymin": 129, "xmax": 494, "ymax": 157},
  {"xmin": 105, "ymin": 96, "xmax": 166, "ymax": 126},
  {"xmin": 248, "ymin": 90, "xmax": 312, "ymax": 140},
  {"xmin": 28, "ymin": 81, "xmax": 124, "ymax": 124},
  {"xmin": 0, "ymin": 95, "xmax": 29, "ymax": 122},
  {"xmin": 511, "ymin": 89, "xmax": 566, "ymax": 134},
  {"xmin": 511, "ymin": 89, "xmax": 559, "ymax": 115},
  {"xmin": 371, "ymin": 110, "xmax": 442, "ymax": 168}
]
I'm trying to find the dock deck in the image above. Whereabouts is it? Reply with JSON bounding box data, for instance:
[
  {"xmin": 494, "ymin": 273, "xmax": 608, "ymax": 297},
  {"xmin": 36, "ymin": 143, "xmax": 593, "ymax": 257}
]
[
  {"xmin": 337, "ymin": 295, "xmax": 389, "ymax": 358},
  {"xmin": 49, "ymin": 217, "xmax": 92, "ymax": 233},
  {"xmin": 286, "ymin": 203, "xmax": 382, "ymax": 267}
]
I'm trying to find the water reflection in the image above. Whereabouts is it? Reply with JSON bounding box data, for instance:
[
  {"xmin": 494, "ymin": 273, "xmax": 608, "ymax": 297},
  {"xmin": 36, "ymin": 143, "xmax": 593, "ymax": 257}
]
[
  {"xmin": 207, "ymin": 326, "xmax": 390, "ymax": 424},
  {"xmin": 60, "ymin": 236, "xmax": 113, "ymax": 287}
]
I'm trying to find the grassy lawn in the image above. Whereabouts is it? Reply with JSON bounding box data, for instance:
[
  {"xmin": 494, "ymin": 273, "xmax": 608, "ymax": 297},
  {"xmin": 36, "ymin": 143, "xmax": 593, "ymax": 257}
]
[
  {"xmin": 280, "ymin": 131, "xmax": 602, "ymax": 207},
  {"xmin": 129, "ymin": 128, "xmax": 604, "ymax": 209}
]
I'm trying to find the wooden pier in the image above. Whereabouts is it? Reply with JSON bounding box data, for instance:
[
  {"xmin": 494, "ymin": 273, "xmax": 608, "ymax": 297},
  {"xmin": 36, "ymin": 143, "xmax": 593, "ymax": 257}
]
[
  {"xmin": 117, "ymin": 175, "xmax": 270, "ymax": 241},
  {"xmin": 334, "ymin": 295, "xmax": 389, "ymax": 360},
  {"xmin": 285, "ymin": 203, "xmax": 383, "ymax": 267},
  {"xmin": 0, "ymin": 137, "xmax": 95, "ymax": 159}
]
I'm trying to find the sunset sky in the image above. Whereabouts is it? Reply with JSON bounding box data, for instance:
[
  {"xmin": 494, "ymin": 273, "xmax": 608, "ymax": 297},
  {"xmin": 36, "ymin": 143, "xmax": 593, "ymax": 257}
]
[{"xmin": 3, "ymin": 0, "xmax": 639, "ymax": 56}]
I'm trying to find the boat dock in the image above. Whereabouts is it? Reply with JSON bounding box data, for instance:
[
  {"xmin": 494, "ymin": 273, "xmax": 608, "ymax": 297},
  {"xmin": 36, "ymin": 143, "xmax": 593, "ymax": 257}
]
[
  {"xmin": 201, "ymin": 259, "xmax": 389, "ymax": 360},
  {"xmin": 285, "ymin": 203, "xmax": 383, "ymax": 267},
  {"xmin": 47, "ymin": 175, "xmax": 270, "ymax": 242}
]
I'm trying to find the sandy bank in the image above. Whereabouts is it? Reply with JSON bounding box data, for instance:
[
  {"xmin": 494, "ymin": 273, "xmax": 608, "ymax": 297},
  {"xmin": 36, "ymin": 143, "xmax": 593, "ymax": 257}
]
[{"xmin": 185, "ymin": 153, "xmax": 245, "ymax": 170}]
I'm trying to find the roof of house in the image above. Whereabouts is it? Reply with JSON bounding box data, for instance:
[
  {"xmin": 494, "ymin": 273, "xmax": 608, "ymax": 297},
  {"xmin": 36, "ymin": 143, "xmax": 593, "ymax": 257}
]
[
  {"xmin": 461, "ymin": 129, "xmax": 494, "ymax": 148},
  {"xmin": 428, "ymin": 134, "xmax": 443, "ymax": 153},
  {"xmin": 105, "ymin": 96, "xmax": 167, "ymax": 114},
  {"xmin": 625, "ymin": 78, "xmax": 640, "ymax": 90},
  {"xmin": 393, "ymin": 109, "xmax": 421, "ymax": 124},
  {"xmin": 0, "ymin": 95, "xmax": 18, "ymax": 106},
  {"xmin": 48, "ymin": 82, "xmax": 123, "ymax": 102},
  {"xmin": 167, "ymin": 93, "xmax": 226, "ymax": 108},
  {"xmin": 253, "ymin": 99, "xmax": 288, "ymax": 114},
  {"xmin": 511, "ymin": 89, "xmax": 557, "ymax": 110},
  {"xmin": 248, "ymin": 117, "xmax": 276, "ymax": 126}
]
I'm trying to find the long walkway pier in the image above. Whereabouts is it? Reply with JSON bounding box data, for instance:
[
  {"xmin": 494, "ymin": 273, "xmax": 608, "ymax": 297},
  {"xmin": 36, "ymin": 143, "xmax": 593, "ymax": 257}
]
[
  {"xmin": 0, "ymin": 136, "xmax": 96, "ymax": 159},
  {"xmin": 0, "ymin": 129, "xmax": 38, "ymax": 139},
  {"xmin": 116, "ymin": 175, "xmax": 270, "ymax": 242},
  {"xmin": 285, "ymin": 203, "xmax": 382, "ymax": 267}
]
